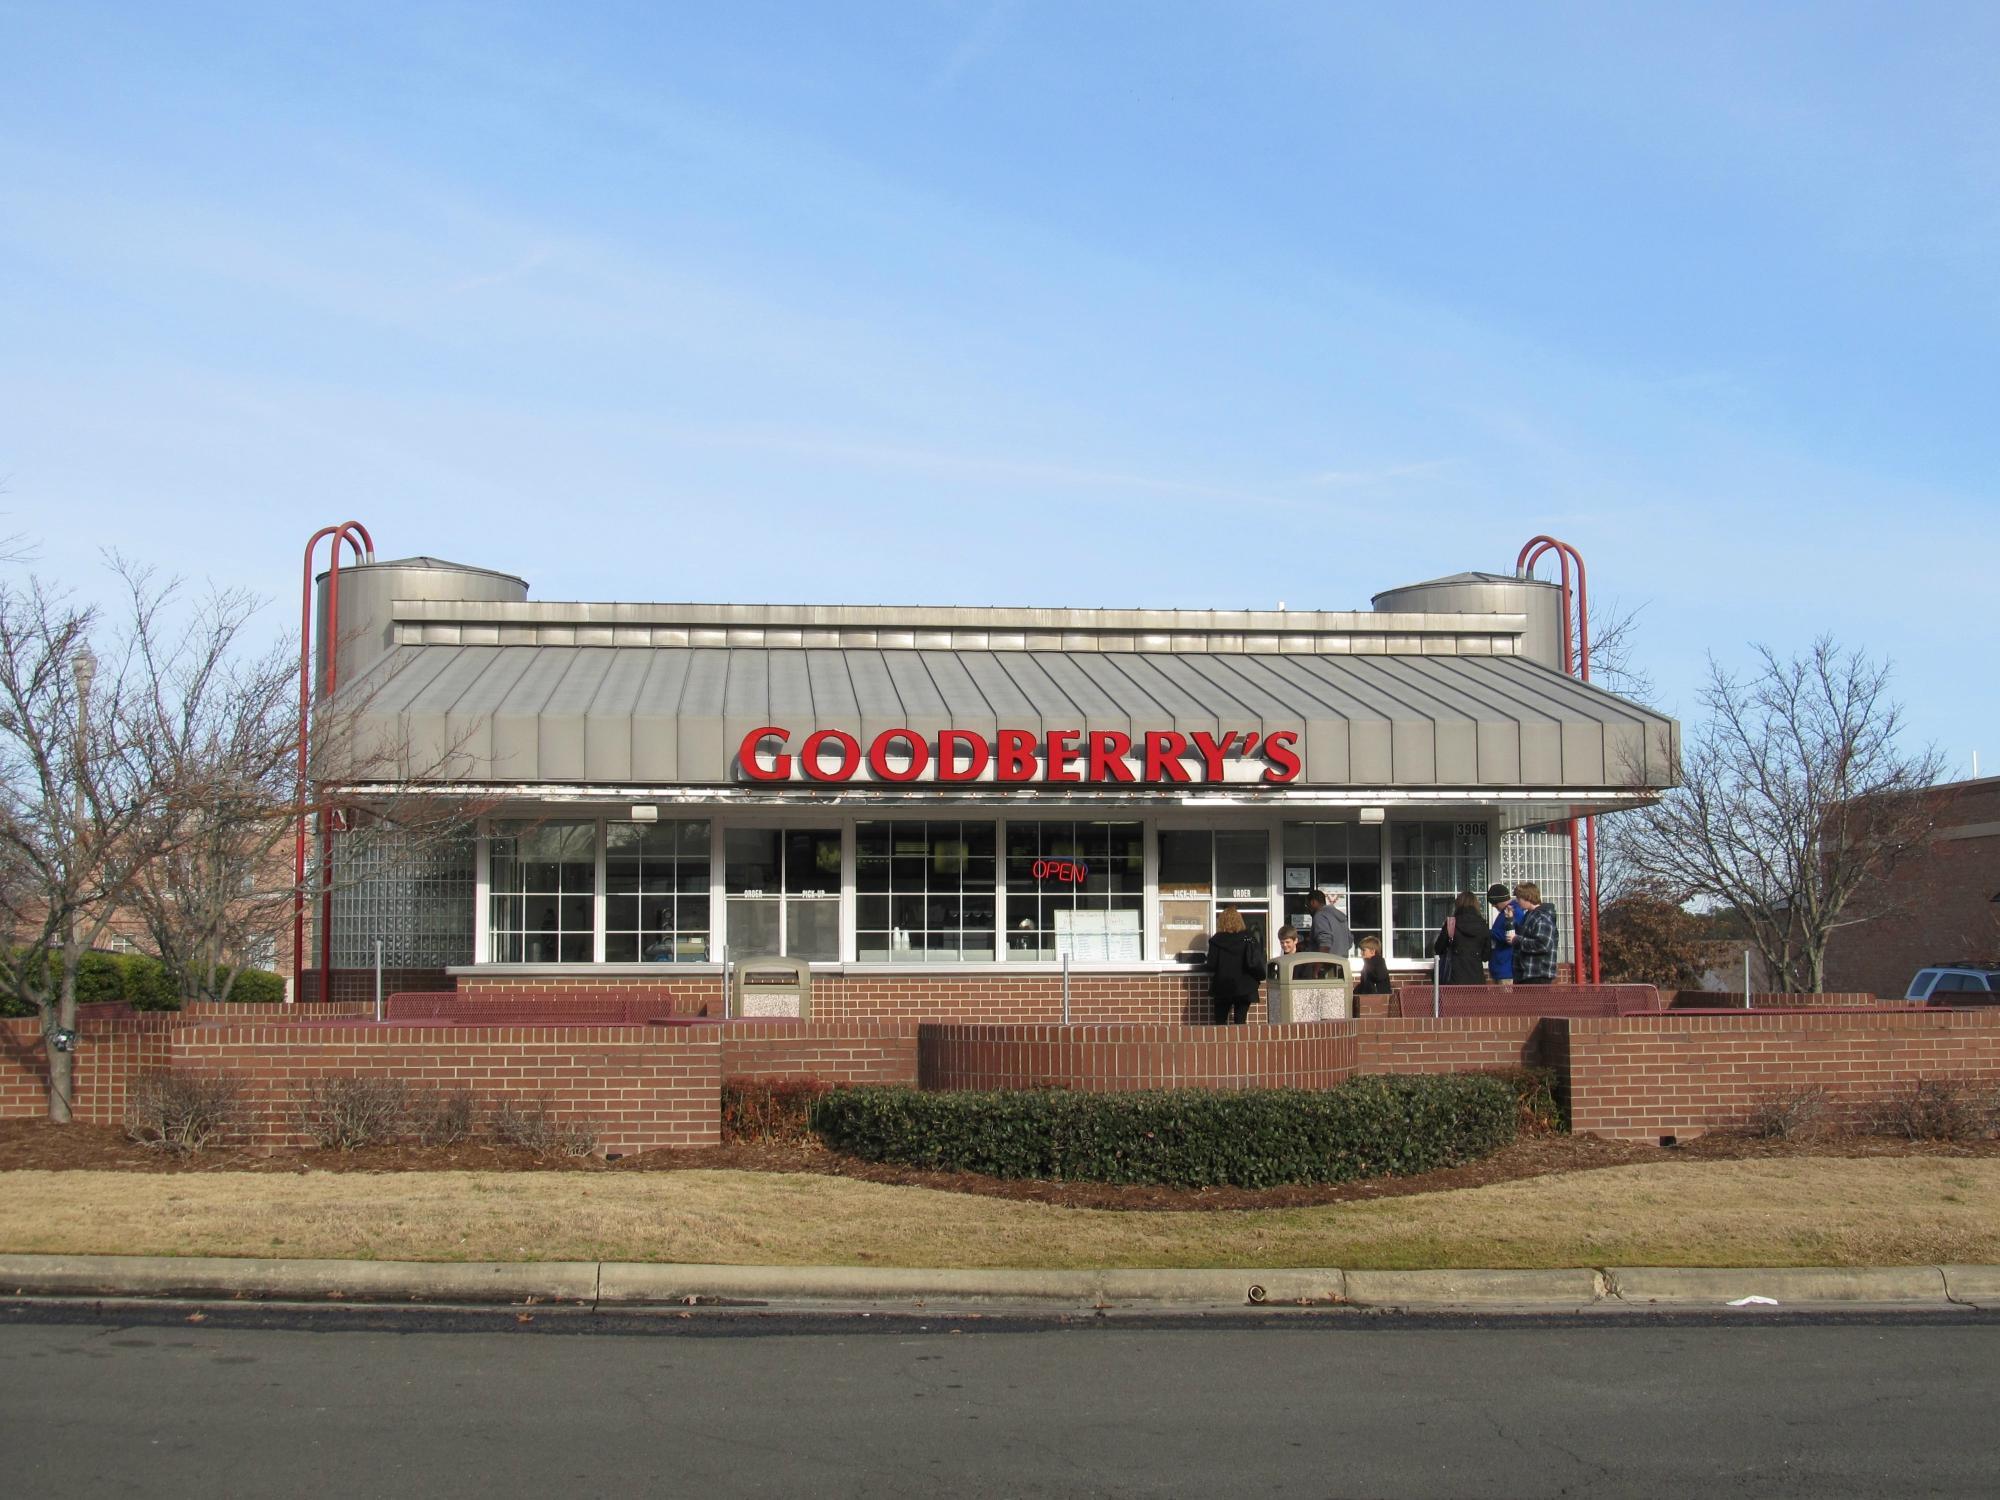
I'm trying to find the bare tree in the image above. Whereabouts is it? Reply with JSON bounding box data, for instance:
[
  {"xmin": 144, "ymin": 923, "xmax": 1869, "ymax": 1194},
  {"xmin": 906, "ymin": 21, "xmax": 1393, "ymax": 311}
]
[
  {"xmin": 0, "ymin": 568, "xmax": 206, "ymax": 1119},
  {"xmin": 1586, "ymin": 596, "xmax": 1656, "ymax": 707},
  {"xmin": 119, "ymin": 587, "xmax": 494, "ymax": 1007},
  {"xmin": 1620, "ymin": 636, "xmax": 1945, "ymax": 993},
  {"xmin": 116, "ymin": 567, "xmax": 299, "ymax": 1004}
]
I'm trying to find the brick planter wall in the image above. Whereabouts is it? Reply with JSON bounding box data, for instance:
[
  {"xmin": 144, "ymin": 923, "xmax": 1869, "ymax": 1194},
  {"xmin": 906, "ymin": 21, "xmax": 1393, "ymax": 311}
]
[
  {"xmin": 917, "ymin": 1022, "xmax": 1357, "ymax": 1092},
  {"xmin": 296, "ymin": 969, "xmax": 453, "ymax": 1004},
  {"xmin": 716, "ymin": 1020, "xmax": 919, "ymax": 1087},
  {"xmin": 2, "ymin": 1010, "xmax": 178, "ymax": 1123},
  {"xmin": 171, "ymin": 1022, "xmax": 722, "ymax": 1154},
  {"xmin": 1353, "ymin": 1016, "xmax": 1551, "ymax": 1074},
  {"xmin": 456, "ymin": 970, "xmax": 1238, "ymax": 1025},
  {"xmin": 1392, "ymin": 984, "xmax": 1661, "ymax": 1019},
  {"xmin": 1557, "ymin": 1010, "xmax": 2000, "ymax": 1141},
  {"xmin": 1669, "ymin": 991, "xmax": 1887, "ymax": 1010}
]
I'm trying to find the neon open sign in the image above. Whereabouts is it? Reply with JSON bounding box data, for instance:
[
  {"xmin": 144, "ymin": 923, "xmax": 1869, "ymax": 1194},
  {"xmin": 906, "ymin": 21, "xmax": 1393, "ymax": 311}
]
[{"xmin": 1032, "ymin": 859, "xmax": 1090, "ymax": 884}]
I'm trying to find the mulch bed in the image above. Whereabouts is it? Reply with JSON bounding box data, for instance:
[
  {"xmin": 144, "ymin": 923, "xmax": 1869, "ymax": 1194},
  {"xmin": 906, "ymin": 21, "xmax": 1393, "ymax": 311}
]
[{"xmin": 3, "ymin": 1118, "xmax": 1995, "ymax": 1212}]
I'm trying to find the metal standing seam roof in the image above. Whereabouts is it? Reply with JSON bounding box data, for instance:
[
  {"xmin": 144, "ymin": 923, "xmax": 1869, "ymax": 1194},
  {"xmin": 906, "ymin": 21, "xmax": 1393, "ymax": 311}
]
[
  {"xmin": 331, "ymin": 644, "xmax": 1679, "ymax": 791},
  {"xmin": 336, "ymin": 640, "xmax": 1680, "ymax": 792}
]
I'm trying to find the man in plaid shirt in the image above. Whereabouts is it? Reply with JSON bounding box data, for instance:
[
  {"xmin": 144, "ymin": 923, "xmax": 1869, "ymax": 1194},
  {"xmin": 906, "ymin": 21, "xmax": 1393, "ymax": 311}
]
[{"xmin": 1512, "ymin": 881, "xmax": 1559, "ymax": 985}]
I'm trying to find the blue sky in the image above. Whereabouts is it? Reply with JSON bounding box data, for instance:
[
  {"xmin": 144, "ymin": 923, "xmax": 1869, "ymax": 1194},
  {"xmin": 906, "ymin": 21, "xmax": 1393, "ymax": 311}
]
[{"xmin": 1, "ymin": 2, "xmax": 1993, "ymax": 770}]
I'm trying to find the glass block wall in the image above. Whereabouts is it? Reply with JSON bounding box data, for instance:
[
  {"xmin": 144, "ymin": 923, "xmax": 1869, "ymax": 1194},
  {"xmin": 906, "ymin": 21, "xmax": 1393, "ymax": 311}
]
[
  {"xmin": 327, "ymin": 823, "xmax": 477, "ymax": 968},
  {"xmin": 1495, "ymin": 826, "xmax": 1576, "ymax": 965}
]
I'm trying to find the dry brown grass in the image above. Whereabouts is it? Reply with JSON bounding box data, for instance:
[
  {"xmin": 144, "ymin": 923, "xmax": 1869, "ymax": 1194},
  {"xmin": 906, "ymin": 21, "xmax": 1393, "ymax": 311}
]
[{"xmin": 2, "ymin": 1159, "xmax": 1997, "ymax": 1269}]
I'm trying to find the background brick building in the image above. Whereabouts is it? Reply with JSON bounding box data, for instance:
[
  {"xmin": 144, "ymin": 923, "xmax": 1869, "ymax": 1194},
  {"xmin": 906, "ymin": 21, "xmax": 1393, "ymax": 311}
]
[{"xmin": 1825, "ymin": 774, "xmax": 2000, "ymax": 997}]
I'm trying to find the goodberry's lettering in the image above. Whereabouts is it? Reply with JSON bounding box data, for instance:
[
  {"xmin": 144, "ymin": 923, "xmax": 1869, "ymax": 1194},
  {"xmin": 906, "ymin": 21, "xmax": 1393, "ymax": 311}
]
[{"xmin": 734, "ymin": 725, "xmax": 1302, "ymax": 784}]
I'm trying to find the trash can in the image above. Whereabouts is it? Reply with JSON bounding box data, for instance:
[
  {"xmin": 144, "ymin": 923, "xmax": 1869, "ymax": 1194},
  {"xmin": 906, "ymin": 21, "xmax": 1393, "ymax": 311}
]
[
  {"xmin": 730, "ymin": 955, "xmax": 812, "ymax": 1019},
  {"xmin": 1268, "ymin": 952, "xmax": 1351, "ymax": 1022}
]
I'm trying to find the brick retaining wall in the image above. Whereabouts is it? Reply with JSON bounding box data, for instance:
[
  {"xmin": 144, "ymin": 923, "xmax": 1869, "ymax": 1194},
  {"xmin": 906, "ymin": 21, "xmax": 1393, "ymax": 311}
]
[
  {"xmin": 1392, "ymin": 984, "xmax": 1660, "ymax": 1019},
  {"xmin": 716, "ymin": 1020, "xmax": 919, "ymax": 1087},
  {"xmin": 1558, "ymin": 1010, "xmax": 2000, "ymax": 1141},
  {"xmin": 13, "ymin": 995, "xmax": 1998, "ymax": 1154},
  {"xmin": 170, "ymin": 1022, "xmax": 722, "ymax": 1154},
  {"xmin": 1353, "ymin": 1016, "xmax": 1550, "ymax": 1074},
  {"xmin": 918, "ymin": 1023, "xmax": 1356, "ymax": 1091},
  {"xmin": 457, "ymin": 970, "xmax": 1238, "ymax": 1024}
]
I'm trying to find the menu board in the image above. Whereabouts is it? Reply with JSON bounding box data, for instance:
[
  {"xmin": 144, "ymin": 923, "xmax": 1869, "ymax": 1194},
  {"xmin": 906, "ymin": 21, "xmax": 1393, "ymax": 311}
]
[{"xmin": 1054, "ymin": 908, "xmax": 1144, "ymax": 963}]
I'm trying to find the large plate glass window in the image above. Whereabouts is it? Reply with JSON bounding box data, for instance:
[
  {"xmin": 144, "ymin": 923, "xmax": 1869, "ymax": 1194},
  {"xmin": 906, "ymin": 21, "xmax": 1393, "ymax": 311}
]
[
  {"xmin": 725, "ymin": 827, "xmax": 840, "ymax": 961},
  {"xmin": 1389, "ymin": 820, "xmax": 1489, "ymax": 962},
  {"xmin": 1158, "ymin": 829, "xmax": 1270, "ymax": 959},
  {"xmin": 856, "ymin": 821, "xmax": 996, "ymax": 961},
  {"xmin": 488, "ymin": 820, "xmax": 597, "ymax": 963},
  {"xmin": 1004, "ymin": 820, "xmax": 1143, "ymax": 961},
  {"xmin": 605, "ymin": 820, "xmax": 712, "ymax": 962},
  {"xmin": 1281, "ymin": 822, "xmax": 1383, "ymax": 948}
]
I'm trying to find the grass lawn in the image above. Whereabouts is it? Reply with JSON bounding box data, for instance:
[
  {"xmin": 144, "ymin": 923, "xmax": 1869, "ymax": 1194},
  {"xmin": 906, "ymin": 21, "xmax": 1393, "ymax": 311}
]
[{"xmin": 2, "ymin": 1158, "xmax": 1996, "ymax": 1269}]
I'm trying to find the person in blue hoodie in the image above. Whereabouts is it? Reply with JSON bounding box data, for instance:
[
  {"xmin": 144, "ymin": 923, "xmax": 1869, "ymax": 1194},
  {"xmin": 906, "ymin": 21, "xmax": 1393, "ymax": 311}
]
[{"xmin": 1486, "ymin": 884, "xmax": 1520, "ymax": 985}]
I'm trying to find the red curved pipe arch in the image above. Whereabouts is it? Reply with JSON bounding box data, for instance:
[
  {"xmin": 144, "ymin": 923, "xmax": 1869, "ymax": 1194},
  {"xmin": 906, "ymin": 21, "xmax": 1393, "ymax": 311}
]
[
  {"xmin": 1515, "ymin": 535, "xmax": 1601, "ymax": 984},
  {"xmin": 294, "ymin": 522, "xmax": 375, "ymax": 1002}
]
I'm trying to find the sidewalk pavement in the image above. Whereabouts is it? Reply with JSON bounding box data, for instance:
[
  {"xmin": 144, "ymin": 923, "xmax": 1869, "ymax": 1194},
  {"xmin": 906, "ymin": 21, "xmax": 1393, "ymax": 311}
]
[{"xmin": 3, "ymin": 1254, "xmax": 1998, "ymax": 1313}]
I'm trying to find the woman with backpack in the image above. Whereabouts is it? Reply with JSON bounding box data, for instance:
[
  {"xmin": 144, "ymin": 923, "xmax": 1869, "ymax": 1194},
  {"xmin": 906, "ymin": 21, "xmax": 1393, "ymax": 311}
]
[
  {"xmin": 1207, "ymin": 906, "xmax": 1265, "ymax": 1024},
  {"xmin": 1431, "ymin": 890, "xmax": 1496, "ymax": 984}
]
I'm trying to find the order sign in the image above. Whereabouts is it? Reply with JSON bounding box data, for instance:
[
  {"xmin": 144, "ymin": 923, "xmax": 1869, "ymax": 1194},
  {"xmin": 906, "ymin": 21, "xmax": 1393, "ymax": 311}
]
[{"xmin": 736, "ymin": 725, "xmax": 1301, "ymax": 785}]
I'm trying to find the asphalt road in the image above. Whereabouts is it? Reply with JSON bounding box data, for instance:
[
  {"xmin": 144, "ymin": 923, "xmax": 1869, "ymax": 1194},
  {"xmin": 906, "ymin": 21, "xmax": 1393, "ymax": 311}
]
[{"xmin": 4, "ymin": 1304, "xmax": 1998, "ymax": 1498}]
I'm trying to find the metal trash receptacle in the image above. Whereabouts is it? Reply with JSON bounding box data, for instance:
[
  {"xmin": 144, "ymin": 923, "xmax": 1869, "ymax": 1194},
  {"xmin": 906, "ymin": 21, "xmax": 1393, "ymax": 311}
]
[
  {"xmin": 730, "ymin": 955, "xmax": 812, "ymax": 1019},
  {"xmin": 1269, "ymin": 952, "xmax": 1351, "ymax": 1022}
]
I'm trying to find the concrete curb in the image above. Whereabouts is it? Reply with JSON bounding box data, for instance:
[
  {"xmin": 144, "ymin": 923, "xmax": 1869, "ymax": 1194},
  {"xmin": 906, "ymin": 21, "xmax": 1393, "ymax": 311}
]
[
  {"xmin": 1607, "ymin": 1266, "xmax": 1948, "ymax": 1306},
  {"xmin": 0, "ymin": 1254, "xmax": 598, "ymax": 1304},
  {"xmin": 0, "ymin": 1255, "xmax": 1991, "ymax": 1312}
]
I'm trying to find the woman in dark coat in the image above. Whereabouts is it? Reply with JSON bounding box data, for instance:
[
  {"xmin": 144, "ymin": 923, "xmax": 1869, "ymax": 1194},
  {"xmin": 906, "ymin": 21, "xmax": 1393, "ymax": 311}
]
[
  {"xmin": 1432, "ymin": 890, "xmax": 1495, "ymax": 984},
  {"xmin": 1207, "ymin": 906, "xmax": 1265, "ymax": 1025}
]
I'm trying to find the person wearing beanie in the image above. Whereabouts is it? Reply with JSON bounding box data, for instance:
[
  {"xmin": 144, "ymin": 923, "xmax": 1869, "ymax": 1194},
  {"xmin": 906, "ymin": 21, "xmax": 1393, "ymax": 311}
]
[{"xmin": 1487, "ymin": 883, "xmax": 1520, "ymax": 985}]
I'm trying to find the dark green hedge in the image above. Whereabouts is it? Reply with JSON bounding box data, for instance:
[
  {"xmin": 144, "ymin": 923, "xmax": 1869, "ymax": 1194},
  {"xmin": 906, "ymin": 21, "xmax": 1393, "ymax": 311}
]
[
  {"xmin": 810, "ymin": 1074, "xmax": 1519, "ymax": 1188},
  {"xmin": 1, "ymin": 950, "xmax": 287, "ymax": 1016}
]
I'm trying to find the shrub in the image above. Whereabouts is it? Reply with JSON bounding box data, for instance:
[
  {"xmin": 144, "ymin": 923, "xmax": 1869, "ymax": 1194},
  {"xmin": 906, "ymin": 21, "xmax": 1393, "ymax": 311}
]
[
  {"xmin": 218, "ymin": 967, "xmax": 286, "ymax": 1005},
  {"xmin": 1742, "ymin": 1086, "xmax": 1834, "ymax": 1141},
  {"xmin": 1486, "ymin": 1067, "xmax": 1566, "ymax": 1135},
  {"xmin": 810, "ymin": 1074, "xmax": 1518, "ymax": 1188},
  {"xmin": 722, "ymin": 1078, "xmax": 831, "ymax": 1144},
  {"xmin": 491, "ymin": 1096, "xmax": 599, "ymax": 1157},
  {"xmin": 1868, "ymin": 1079, "xmax": 1994, "ymax": 1143},
  {"xmin": 125, "ymin": 1072, "xmax": 244, "ymax": 1152},
  {"xmin": 295, "ymin": 1075, "xmax": 410, "ymax": 1150},
  {"xmin": 83, "ymin": 951, "xmax": 179, "ymax": 1010},
  {"xmin": 407, "ymin": 1088, "xmax": 479, "ymax": 1147}
]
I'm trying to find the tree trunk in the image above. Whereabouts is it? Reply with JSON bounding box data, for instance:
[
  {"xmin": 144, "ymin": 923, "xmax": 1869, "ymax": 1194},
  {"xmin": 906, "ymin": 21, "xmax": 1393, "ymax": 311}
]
[{"xmin": 46, "ymin": 972, "xmax": 78, "ymax": 1124}]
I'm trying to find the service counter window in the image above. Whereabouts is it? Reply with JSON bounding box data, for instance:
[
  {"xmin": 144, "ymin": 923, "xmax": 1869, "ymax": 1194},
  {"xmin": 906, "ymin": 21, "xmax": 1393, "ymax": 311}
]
[
  {"xmin": 725, "ymin": 827, "xmax": 840, "ymax": 961},
  {"xmin": 1389, "ymin": 820, "xmax": 1489, "ymax": 962},
  {"xmin": 1004, "ymin": 820, "xmax": 1143, "ymax": 961},
  {"xmin": 856, "ymin": 820, "xmax": 996, "ymax": 962},
  {"xmin": 489, "ymin": 821, "xmax": 597, "ymax": 963},
  {"xmin": 605, "ymin": 820, "xmax": 711, "ymax": 962},
  {"xmin": 1281, "ymin": 822, "xmax": 1383, "ymax": 948},
  {"xmin": 1158, "ymin": 829, "xmax": 1270, "ymax": 960}
]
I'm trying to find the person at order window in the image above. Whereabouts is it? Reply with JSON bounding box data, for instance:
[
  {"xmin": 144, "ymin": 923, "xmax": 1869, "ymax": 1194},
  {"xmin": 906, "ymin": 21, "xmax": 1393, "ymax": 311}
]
[
  {"xmin": 643, "ymin": 931, "xmax": 674, "ymax": 962},
  {"xmin": 1207, "ymin": 906, "xmax": 1265, "ymax": 1026},
  {"xmin": 1432, "ymin": 890, "xmax": 1496, "ymax": 984}
]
